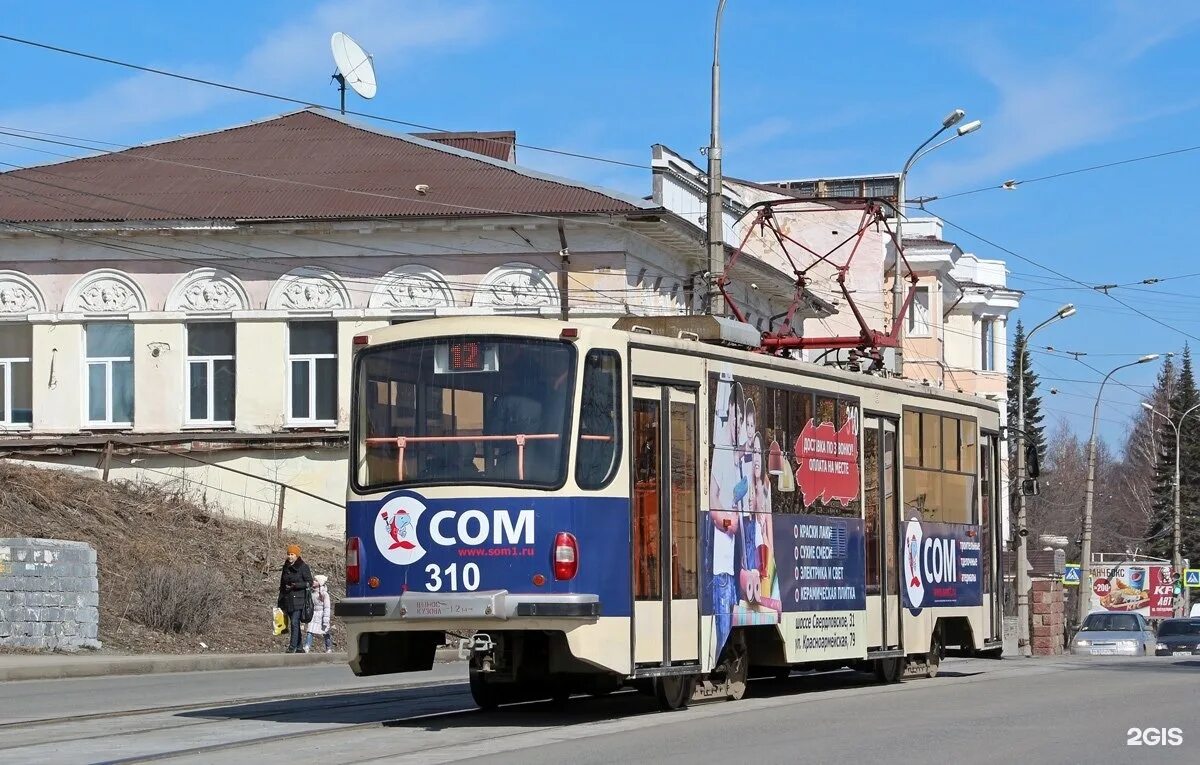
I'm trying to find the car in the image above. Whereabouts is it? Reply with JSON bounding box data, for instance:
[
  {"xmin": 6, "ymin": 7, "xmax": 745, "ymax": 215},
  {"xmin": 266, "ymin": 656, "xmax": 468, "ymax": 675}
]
[
  {"xmin": 1070, "ymin": 612, "xmax": 1156, "ymax": 656},
  {"xmin": 1153, "ymin": 618, "xmax": 1200, "ymax": 656}
]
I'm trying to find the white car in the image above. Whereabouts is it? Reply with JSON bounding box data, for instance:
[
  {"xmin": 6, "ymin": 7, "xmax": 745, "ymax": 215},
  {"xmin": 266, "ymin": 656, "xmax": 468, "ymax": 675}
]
[{"xmin": 1070, "ymin": 612, "xmax": 1156, "ymax": 656}]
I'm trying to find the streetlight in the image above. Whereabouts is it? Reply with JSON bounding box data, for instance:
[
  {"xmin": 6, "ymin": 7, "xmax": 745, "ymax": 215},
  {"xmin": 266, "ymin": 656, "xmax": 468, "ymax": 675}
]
[
  {"xmin": 1141, "ymin": 400, "xmax": 1200, "ymax": 616},
  {"xmin": 1079, "ymin": 353, "xmax": 1160, "ymax": 627},
  {"xmin": 892, "ymin": 111, "xmax": 983, "ymax": 375},
  {"xmin": 1014, "ymin": 303, "xmax": 1076, "ymax": 657},
  {"xmin": 706, "ymin": 0, "xmax": 730, "ymax": 316}
]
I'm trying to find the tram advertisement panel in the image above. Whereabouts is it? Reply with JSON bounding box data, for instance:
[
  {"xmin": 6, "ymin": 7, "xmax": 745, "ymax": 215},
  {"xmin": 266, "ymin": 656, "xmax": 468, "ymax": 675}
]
[
  {"xmin": 900, "ymin": 518, "xmax": 982, "ymax": 613},
  {"xmin": 703, "ymin": 371, "xmax": 867, "ymax": 663}
]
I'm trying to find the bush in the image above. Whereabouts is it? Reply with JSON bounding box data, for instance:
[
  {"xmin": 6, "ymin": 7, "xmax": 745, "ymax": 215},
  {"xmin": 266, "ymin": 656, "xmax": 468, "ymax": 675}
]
[{"xmin": 131, "ymin": 565, "xmax": 226, "ymax": 635}]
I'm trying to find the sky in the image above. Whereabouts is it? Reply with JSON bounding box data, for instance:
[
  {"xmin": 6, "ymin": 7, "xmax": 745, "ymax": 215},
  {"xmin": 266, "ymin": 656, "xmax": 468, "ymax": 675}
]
[{"xmin": 3, "ymin": 0, "xmax": 1200, "ymax": 448}]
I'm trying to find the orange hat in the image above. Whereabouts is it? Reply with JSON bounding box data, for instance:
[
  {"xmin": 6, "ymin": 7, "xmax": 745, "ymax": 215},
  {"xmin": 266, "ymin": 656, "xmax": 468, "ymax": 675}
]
[{"xmin": 287, "ymin": 544, "xmax": 301, "ymax": 556}]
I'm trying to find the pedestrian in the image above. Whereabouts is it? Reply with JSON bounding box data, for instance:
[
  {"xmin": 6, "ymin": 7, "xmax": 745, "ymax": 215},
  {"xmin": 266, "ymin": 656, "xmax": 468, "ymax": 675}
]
[
  {"xmin": 278, "ymin": 543, "xmax": 313, "ymax": 654},
  {"xmin": 304, "ymin": 574, "xmax": 333, "ymax": 653}
]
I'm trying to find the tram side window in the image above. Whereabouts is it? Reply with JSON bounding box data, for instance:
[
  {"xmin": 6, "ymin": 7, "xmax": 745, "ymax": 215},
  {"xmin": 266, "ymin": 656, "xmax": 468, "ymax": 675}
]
[
  {"xmin": 788, "ymin": 389, "xmax": 861, "ymax": 518},
  {"xmin": 577, "ymin": 350, "xmax": 621, "ymax": 490},
  {"xmin": 902, "ymin": 411, "xmax": 977, "ymax": 525},
  {"xmin": 980, "ymin": 434, "xmax": 996, "ymax": 592}
]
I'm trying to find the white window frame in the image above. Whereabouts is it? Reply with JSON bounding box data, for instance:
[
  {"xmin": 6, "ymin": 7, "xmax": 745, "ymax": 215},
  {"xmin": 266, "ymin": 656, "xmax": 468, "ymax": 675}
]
[
  {"xmin": 287, "ymin": 323, "xmax": 337, "ymax": 427},
  {"xmin": 185, "ymin": 323, "xmax": 235, "ymax": 428},
  {"xmin": 907, "ymin": 286, "xmax": 932, "ymax": 337},
  {"xmin": 84, "ymin": 323, "xmax": 134, "ymax": 429},
  {"xmin": 0, "ymin": 326, "xmax": 32, "ymax": 430},
  {"xmin": 980, "ymin": 318, "xmax": 995, "ymax": 372}
]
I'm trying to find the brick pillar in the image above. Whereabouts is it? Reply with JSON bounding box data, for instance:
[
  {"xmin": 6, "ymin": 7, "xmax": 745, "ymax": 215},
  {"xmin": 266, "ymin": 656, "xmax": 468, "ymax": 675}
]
[{"xmin": 1029, "ymin": 577, "xmax": 1065, "ymax": 656}]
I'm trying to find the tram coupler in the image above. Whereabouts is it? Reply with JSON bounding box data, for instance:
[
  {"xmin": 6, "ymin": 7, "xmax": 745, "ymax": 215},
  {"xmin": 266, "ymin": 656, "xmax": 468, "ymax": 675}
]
[{"xmin": 464, "ymin": 632, "xmax": 498, "ymax": 672}]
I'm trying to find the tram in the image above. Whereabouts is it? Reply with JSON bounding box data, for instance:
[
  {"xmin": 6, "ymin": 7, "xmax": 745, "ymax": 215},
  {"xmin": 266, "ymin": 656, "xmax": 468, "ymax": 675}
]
[{"xmin": 335, "ymin": 315, "xmax": 1004, "ymax": 710}]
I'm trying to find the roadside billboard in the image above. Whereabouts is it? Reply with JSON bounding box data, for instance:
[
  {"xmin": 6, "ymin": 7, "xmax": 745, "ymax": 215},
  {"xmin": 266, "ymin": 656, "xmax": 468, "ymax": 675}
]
[{"xmin": 1088, "ymin": 562, "xmax": 1174, "ymax": 619}]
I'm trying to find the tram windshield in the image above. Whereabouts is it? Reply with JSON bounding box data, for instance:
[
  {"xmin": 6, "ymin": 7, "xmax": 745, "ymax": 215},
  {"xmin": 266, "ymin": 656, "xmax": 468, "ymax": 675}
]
[{"xmin": 354, "ymin": 336, "xmax": 575, "ymax": 490}]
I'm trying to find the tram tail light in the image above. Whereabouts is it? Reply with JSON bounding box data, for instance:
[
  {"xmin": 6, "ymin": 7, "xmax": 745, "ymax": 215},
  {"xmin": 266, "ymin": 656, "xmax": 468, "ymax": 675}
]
[
  {"xmin": 553, "ymin": 532, "xmax": 578, "ymax": 581},
  {"xmin": 346, "ymin": 537, "xmax": 361, "ymax": 585}
]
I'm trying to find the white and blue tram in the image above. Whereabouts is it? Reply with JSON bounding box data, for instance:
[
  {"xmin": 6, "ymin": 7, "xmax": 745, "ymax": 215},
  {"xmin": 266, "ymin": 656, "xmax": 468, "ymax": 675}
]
[{"xmin": 336, "ymin": 316, "xmax": 1004, "ymax": 710}]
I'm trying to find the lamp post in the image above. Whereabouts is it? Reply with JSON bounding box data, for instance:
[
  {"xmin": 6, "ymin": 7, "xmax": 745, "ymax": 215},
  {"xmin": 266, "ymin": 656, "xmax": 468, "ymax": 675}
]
[
  {"xmin": 1141, "ymin": 400, "xmax": 1200, "ymax": 616},
  {"xmin": 1014, "ymin": 303, "xmax": 1075, "ymax": 656},
  {"xmin": 1079, "ymin": 354, "xmax": 1160, "ymax": 627},
  {"xmin": 706, "ymin": 0, "xmax": 729, "ymax": 316},
  {"xmin": 892, "ymin": 112, "xmax": 982, "ymax": 375}
]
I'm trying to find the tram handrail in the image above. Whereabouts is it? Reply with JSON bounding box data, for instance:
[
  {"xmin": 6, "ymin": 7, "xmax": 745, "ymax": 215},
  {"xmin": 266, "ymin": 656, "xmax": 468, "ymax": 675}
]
[{"xmin": 365, "ymin": 433, "xmax": 564, "ymax": 481}]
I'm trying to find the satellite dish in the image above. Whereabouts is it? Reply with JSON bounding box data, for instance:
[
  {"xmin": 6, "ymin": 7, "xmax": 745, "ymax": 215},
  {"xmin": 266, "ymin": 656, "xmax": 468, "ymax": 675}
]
[{"xmin": 330, "ymin": 32, "xmax": 377, "ymax": 113}]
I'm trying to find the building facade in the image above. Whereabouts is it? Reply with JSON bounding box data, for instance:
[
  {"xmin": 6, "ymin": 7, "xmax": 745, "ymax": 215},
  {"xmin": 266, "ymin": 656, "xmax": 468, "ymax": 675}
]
[{"xmin": 0, "ymin": 110, "xmax": 800, "ymax": 536}]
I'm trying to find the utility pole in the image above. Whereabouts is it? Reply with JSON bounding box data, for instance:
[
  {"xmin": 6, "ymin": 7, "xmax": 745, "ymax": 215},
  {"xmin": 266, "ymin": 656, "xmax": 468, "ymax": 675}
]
[
  {"xmin": 1080, "ymin": 355, "xmax": 1159, "ymax": 627},
  {"xmin": 1014, "ymin": 305, "xmax": 1075, "ymax": 657},
  {"xmin": 892, "ymin": 110, "xmax": 981, "ymax": 376},
  {"xmin": 706, "ymin": 0, "xmax": 728, "ymax": 317}
]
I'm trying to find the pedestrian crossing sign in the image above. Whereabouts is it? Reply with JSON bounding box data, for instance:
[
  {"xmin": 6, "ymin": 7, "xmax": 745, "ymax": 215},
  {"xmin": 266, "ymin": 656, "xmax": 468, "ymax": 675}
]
[
  {"xmin": 1185, "ymin": 569, "xmax": 1200, "ymax": 588},
  {"xmin": 1063, "ymin": 564, "xmax": 1081, "ymax": 586}
]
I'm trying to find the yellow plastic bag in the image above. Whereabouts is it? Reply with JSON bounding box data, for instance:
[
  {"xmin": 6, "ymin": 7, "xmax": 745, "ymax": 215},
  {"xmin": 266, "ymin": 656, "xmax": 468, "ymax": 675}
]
[{"xmin": 273, "ymin": 607, "xmax": 287, "ymax": 636}]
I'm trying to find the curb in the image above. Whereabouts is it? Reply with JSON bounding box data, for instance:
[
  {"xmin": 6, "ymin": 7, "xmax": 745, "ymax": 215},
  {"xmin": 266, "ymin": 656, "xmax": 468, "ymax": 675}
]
[{"xmin": 0, "ymin": 646, "xmax": 463, "ymax": 682}]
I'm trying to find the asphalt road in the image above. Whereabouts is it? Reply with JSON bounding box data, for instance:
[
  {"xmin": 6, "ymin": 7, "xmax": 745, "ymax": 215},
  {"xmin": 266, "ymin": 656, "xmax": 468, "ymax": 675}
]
[{"xmin": 1, "ymin": 656, "xmax": 1196, "ymax": 764}]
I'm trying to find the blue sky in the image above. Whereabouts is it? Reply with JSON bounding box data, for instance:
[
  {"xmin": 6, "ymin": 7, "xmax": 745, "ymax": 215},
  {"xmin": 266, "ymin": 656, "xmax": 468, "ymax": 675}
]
[{"xmin": 3, "ymin": 0, "xmax": 1200, "ymax": 447}]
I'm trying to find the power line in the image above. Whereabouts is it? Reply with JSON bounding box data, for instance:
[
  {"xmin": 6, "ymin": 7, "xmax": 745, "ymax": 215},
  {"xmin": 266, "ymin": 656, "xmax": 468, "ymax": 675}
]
[
  {"xmin": 917, "ymin": 143, "xmax": 1200, "ymax": 203},
  {"xmin": 931, "ymin": 211, "xmax": 1200, "ymax": 345},
  {"xmin": 0, "ymin": 34, "xmax": 648, "ymax": 171}
]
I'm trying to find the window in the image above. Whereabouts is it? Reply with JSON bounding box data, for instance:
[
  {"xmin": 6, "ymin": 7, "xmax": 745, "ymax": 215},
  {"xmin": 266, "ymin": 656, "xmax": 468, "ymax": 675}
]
[
  {"xmin": 288, "ymin": 322, "xmax": 338, "ymax": 424},
  {"xmin": 0, "ymin": 324, "xmax": 33, "ymax": 427},
  {"xmin": 907, "ymin": 286, "xmax": 931, "ymax": 336},
  {"xmin": 980, "ymin": 318, "xmax": 995, "ymax": 371},
  {"xmin": 355, "ymin": 336, "xmax": 576, "ymax": 489},
  {"xmin": 576, "ymin": 350, "xmax": 621, "ymax": 489},
  {"xmin": 85, "ymin": 323, "xmax": 134, "ymax": 427},
  {"xmin": 902, "ymin": 410, "xmax": 978, "ymax": 524},
  {"xmin": 186, "ymin": 323, "xmax": 235, "ymax": 425}
]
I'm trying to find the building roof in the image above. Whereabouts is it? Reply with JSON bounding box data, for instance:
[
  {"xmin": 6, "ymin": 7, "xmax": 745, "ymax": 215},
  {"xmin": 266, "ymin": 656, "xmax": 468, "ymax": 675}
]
[
  {"xmin": 411, "ymin": 130, "xmax": 517, "ymax": 162},
  {"xmin": 0, "ymin": 109, "xmax": 648, "ymax": 224}
]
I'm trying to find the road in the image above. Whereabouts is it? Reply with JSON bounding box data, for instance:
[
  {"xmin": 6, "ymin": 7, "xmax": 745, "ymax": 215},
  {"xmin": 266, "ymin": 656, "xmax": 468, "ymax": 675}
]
[{"xmin": 0, "ymin": 656, "xmax": 1196, "ymax": 764}]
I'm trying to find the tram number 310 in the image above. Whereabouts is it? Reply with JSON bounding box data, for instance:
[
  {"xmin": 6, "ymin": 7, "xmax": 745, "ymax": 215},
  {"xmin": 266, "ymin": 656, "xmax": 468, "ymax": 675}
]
[{"xmin": 425, "ymin": 562, "xmax": 481, "ymax": 591}]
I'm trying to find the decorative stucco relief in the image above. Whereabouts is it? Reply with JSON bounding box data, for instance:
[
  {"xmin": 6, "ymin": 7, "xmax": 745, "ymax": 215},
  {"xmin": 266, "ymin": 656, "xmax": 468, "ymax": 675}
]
[
  {"xmin": 0, "ymin": 271, "xmax": 45, "ymax": 314},
  {"xmin": 267, "ymin": 267, "xmax": 351, "ymax": 311},
  {"xmin": 166, "ymin": 268, "xmax": 250, "ymax": 312},
  {"xmin": 369, "ymin": 266, "xmax": 454, "ymax": 310},
  {"xmin": 473, "ymin": 262, "xmax": 557, "ymax": 309},
  {"xmin": 64, "ymin": 269, "xmax": 147, "ymax": 314}
]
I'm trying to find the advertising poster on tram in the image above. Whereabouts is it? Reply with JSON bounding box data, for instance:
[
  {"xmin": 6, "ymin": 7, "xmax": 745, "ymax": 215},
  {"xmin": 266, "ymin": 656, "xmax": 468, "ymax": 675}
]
[
  {"xmin": 900, "ymin": 518, "xmax": 982, "ymax": 614},
  {"xmin": 703, "ymin": 372, "xmax": 867, "ymax": 664}
]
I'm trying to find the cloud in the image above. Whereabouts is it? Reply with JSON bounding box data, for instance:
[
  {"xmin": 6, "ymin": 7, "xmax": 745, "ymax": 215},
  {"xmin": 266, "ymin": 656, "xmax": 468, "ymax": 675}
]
[
  {"xmin": 0, "ymin": 0, "xmax": 496, "ymax": 159},
  {"xmin": 915, "ymin": 1, "xmax": 1200, "ymax": 194}
]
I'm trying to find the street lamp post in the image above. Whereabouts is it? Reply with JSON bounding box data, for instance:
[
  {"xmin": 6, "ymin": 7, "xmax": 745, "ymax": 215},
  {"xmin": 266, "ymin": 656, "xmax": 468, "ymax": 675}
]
[
  {"xmin": 1014, "ymin": 304, "xmax": 1076, "ymax": 657},
  {"xmin": 1079, "ymin": 354, "xmax": 1160, "ymax": 627},
  {"xmin": 892, "ymin": 113, "xmax": 982, "ymax": 375},
  {"xmin": 706, "ymin": 0, "xmax": 729, "ymax": 316},
  {"xmin": 1141, "ymin": 400, "xmax": 1200, "ymax": 616}
]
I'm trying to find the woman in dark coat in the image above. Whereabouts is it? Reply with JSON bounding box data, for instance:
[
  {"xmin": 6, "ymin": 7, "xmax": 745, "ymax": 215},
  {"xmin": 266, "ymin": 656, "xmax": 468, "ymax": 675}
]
[{"xmin": 278, "ymin": 544, "xmax": 313, "ymax": 653}]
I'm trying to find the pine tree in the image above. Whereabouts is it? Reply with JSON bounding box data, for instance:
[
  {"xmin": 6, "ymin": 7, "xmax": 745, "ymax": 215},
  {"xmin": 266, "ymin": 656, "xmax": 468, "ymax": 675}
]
[
  {"xmin": 1145, "ymin": 355, "xmax": 1178, "ymax": 561},
  {"xmin": 1174, "ymin": 347, "xmax": 1200, "ymax": 569},
  {"xmin": 1007, "ymin": 321, "xmax": 1046, "ymax": 467},
  {"xmin": 1145, "ymin": 347, "xmax": 1200, "ymax": 567}
]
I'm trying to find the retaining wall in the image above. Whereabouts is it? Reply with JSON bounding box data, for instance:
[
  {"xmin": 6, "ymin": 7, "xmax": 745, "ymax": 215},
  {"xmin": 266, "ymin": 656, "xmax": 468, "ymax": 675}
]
[{"xmin": 0, "ymin": 538, "xmax": 101, "ymax": 651}]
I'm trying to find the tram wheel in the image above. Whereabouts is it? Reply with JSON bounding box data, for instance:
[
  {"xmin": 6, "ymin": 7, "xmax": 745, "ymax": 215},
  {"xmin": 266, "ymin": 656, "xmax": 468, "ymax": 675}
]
[
  {"xmin": 874, "ymin": 657, "xmax": 904, "ymax": 683},
  {"xmin": 469, "ymin": 671, "xmax": 507, "ymax": 711},
  {"xmin": 653, "ymin": 675, "xmax": 694, "ymax": 712},
  {"xmin": 724, "ymin": 642, "xmax": 749, "ymax": 701},
  {"xmin": 925, "ymin": 636, "xmax": 942, "ymax": 679}
]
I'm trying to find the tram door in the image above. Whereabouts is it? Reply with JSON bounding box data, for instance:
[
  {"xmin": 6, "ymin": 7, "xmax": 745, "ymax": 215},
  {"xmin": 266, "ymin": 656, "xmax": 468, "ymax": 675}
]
[
  {"xmin": 631, "ymin": 383, "xmax": 700, "ymax": 668},
  {"xmin": 865, "ymin": 416, "xmax": 902, "ymax": 650}
]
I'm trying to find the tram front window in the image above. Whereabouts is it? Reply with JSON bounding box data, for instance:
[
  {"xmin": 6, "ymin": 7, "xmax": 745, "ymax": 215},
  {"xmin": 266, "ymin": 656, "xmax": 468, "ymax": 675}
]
[{"xmin": 355, "ymin": 337, "xmax": 575, "ymax": 489}]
